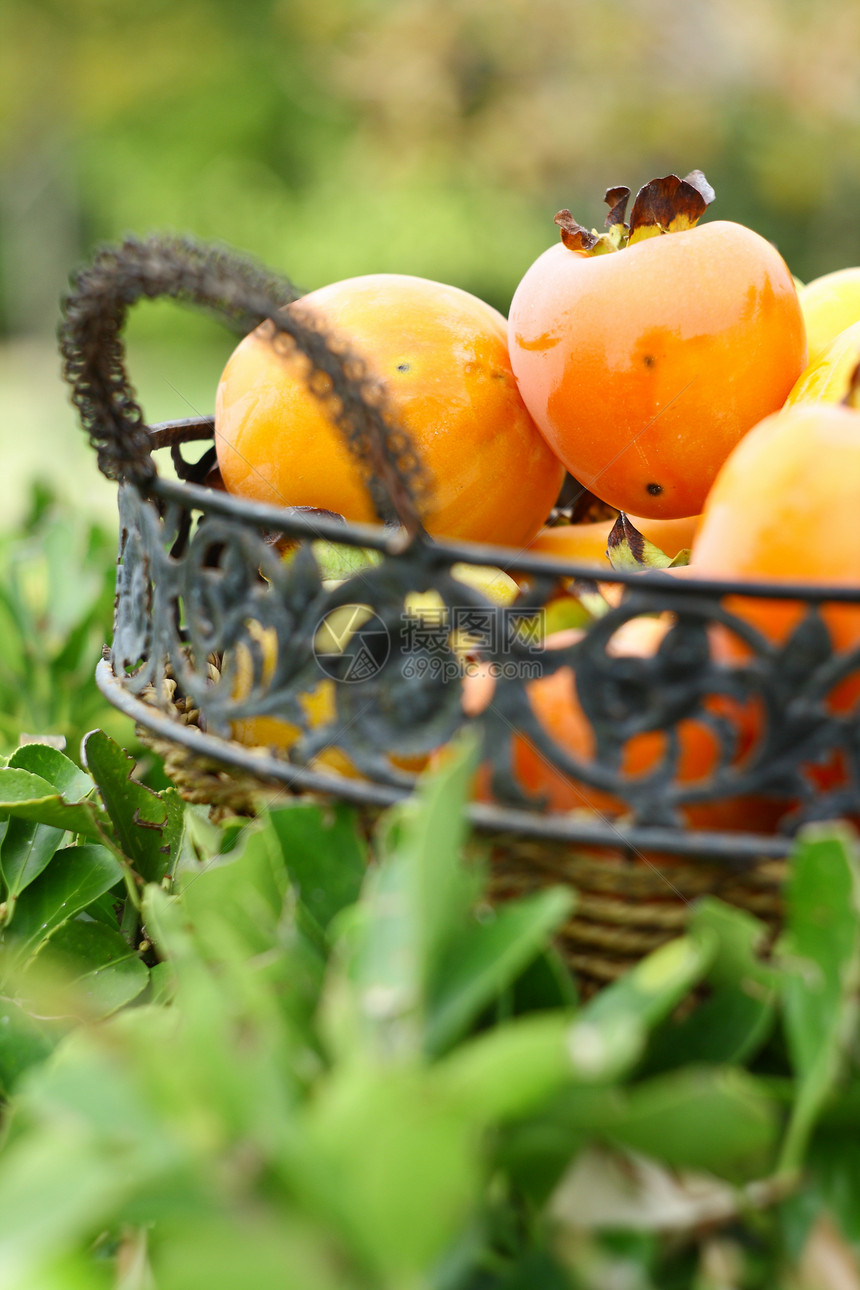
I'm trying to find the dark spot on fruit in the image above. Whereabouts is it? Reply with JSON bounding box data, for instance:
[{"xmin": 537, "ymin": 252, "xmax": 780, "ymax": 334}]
[
  {"xmin": 643, "ymin": 353, "xmax": 655, "ymax": 368},
  {"xmin": 646, "ymin": 482, "xmax": 663, "ymax": 496},
  {"xmin": 396, "ymin": 362, "xmax": 411, "ymax": 373}
]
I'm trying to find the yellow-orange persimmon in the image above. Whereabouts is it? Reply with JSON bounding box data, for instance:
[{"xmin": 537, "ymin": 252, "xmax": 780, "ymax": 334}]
[
  {"xmin": 467, "ymin": 618, "xmax": 780, "ymax": 838},
  {"xmin": 508, "ymin": 178, "xmax": 806, "ymax": 521},
  {"xmin": 797, "ymin": 266, "xmax": 860, "ymax": 367},
  {"xmin": 785, "ymin": 319, "xmax": 860, "ymax": 408},
  {"xmin": 691, "ymin": 401, "xmax": 860, "ymax": 714},
  {"xmin": 215, "ymin": 274, "xmax": 564, "ymax": 546}
]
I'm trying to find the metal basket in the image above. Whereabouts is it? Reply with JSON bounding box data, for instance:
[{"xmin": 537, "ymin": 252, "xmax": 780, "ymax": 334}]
[{"xmin": 59, "ymin": 235, "xmax": 860, "ymax": 985}]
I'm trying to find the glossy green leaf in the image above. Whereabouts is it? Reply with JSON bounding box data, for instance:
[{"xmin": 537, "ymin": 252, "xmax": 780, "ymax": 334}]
[
  {"xmin": 0, "ymin": 769, "xmax": 103, "ymax": 852},
  {"xmin": 37, "ymin": 919, "xmax": 149, "ymax": 1018},
  {"xmin": 83, "ymin": 731, "xmax": 182, "ymax": 882},
  {"xmin": 0, "ymin": 812, "xmax": 66, "ymax": 906},
  {"xmin": 7, "ymin": 845, "xmax": 124, "ymax": 959},
  {"xmin": 7, "ymin": 744, "xmax": 93, "ymax": 802}
]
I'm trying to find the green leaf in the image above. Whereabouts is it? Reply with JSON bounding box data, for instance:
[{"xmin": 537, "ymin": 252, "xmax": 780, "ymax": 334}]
[
  {"xmin": 179, "ymin": 818, "xmax": 287, "ymax": 923},
  {"xmin": 267, "ymin": 801, "xmax": 366, "ymax": 937},
  {"xmin": 777, "ymin": 823, "xmax": 860, "ymax": 1171},
  {"xmin": 424, "ymin": 886, "xmax": 575, "ymax": 1057},
  {"xmin": 36, "ymin": 919, "xmax": 149, "ymax": 1018},
  {"xmin": 7, "ymin": 845, "xmax": 124, "ymax": 959},
  {"xmin": 0, "ymin": 999, "xmax": 55, "ymax": 1097},
  {"xmin": 308, "ymin": 1063, "xmax": 482, "ymax": 1280},
  {"xmin": 644, "ymin": 899, "xmax": 778, "ymax": 1070},
  {"xmin": 0, "ymin": 748, "xmax": 105, "ymax": 906},
  {"xmin": 564, "ymin": 930, "xmax": 717, "ymax": 1083},
  {"xmin": 436, "ymin": 1011, "xmax": 584, "ymax": 1123},
  {"xmin": 597, "ymin": 1065, "xmax": 780, "ymax": 1178},
  {"xmin": 149, "ymin": 1212, "xmax": 354, "ymax": 1290},
  {"xmin": 529, "ymin": 1066, "xmax": 781, "ymax": 1182},
  {"xmin": 83, "ymin": 731, "xmax": 181, "ymax": 881},
  {"xmin": 397, "ymin": 734, "xmax": 482, "ymax": 1002},
  {"xmin": 0, "ymin": 768, "xmax": 104, "ymax": 847},
  {"xmin": 0, "ymin": 812, "xmax": 65, "ymax": 905},
  {"xmin": 311, "ymin": 539, "xmax": 382, "ymax": 583},
  {"xmin": 7, "ymin": 744, "xmax": 93, "ymax": 800},
  {"xmin": 321, "ymin": 737, "xmax": 482, "ymax": 1061}
]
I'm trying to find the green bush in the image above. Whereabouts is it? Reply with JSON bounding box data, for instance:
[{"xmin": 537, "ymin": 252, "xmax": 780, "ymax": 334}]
[{"xmin": 0, "ymin": 729, "xmax": 859, "ymax": 1287}]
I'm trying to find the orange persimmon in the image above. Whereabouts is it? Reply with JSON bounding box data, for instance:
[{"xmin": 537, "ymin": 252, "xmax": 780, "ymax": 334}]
[
  {"xmin": 215, "ymin": 273, "xmax": 564, "ymax": 547},
  {"xmin": 508, "ymin": 174, "xmax": 806, "ymax": 520}
]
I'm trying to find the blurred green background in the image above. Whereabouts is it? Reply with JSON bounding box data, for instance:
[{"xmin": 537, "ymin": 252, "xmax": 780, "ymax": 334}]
[{"xmin": 3, "ymin": 0, "xmax": 860, "ymax": 531}]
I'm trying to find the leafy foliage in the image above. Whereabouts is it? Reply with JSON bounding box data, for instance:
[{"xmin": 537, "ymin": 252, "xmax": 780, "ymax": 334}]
[
  {"xmin": 0, "ymin": 730, "xmax": 859, "ymax": 1287},
  {"xmin": 0, "ymin": 488, "xmax": 163, "ymax": 779}
]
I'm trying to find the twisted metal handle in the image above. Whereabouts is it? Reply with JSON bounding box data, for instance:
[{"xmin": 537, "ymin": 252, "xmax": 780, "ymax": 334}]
[{"xmin": 58, "ymin": 234, "xmax": 427, "ymax": 532}]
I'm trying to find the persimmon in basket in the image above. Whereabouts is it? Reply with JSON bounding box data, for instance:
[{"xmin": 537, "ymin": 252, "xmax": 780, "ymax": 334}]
[
  {"xmin": 467, "ymin": 617, "xmax": 782, "ymax": 843},
  {"xmin": 214, "ymin": 274, "xmax": 565, "ymax": 547},
  {"xmin": 691, "ymin": 392, "xmax": 860, "ymax": 715},
  {"xmin": 508, "ymin": 172, "xmax": 806, "ymax": 521}
]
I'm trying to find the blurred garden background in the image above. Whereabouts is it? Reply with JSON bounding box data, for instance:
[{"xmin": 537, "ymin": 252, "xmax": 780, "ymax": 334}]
[
  {"xmin": 3, "ymin": 0, "xmax": 860, "ymax": 532},
  {"xmin": 4, "ymin": 8, "xmax": 860, "ymax": 1287}
]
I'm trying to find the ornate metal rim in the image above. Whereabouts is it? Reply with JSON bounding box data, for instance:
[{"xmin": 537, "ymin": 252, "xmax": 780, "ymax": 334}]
[
  {"xmin": 96, "ymin": 658, "xmax": 798, "ymax": 862},
  {"xmin": 92, "ymin": 417, "xmax": 860, "ymax": 865}
]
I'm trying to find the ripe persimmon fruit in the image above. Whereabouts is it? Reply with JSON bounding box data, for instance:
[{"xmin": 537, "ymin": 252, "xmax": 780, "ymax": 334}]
[
  {"xmin": 215, "ymin": 274, "xmax": 565, "ymax": 547},
  {"xmin": 466, "ymin": 618, "xmax": 781, "ymax": 840},
  {"xmin": 508, "ymin": 173, "xmax": 806, "ymax": 520},
  {"xmin": 691, "ymin": 400, "xmax": 860, "ymax": 714},
  {"xmin": 785, "ymin": 319, "xmax": 860, "ymax": 407},
  {"xmin": 797, "ymin": 266, "xmax": 860, "ymax": 367}
]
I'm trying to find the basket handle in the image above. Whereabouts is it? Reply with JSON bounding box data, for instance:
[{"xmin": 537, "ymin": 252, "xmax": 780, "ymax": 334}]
[{"xmin": 58, "ymin": 234, "xmax": 427, "ymax": 532}]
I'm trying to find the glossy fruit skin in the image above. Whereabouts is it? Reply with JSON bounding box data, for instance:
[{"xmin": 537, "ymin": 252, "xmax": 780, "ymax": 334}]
[
  {"xmin": 691, "ymin": 402, "xmax": 860, "ymax": 713},
  {"xmin": 785, "ymin": 319, "xmax": 860, "ymax": 407},
  {"xmin": 508, "ymin": 221, "xmax": 807, "ymax": 520},
  {"xmin": 215, "ymin": 274, "xmax": 565, "ymax": 547},
  {"xmin": 798, "ymin": 266, "xmax": 860, "ymax": 367}
]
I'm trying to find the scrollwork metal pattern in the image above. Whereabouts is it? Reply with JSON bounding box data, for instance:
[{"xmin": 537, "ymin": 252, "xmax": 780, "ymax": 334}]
[{"xmin": 108, "ymin": 422, "xmax": 860, "ymax": 859}]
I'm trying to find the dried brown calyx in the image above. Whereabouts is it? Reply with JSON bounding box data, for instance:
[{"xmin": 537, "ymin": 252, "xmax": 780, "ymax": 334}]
[
  {"xmin": 606, "ymin": 513, "xmax": 691, "ymax": 571},
  {"xmin": 555, "ymin": 171, "xmax": 716, "ymax": 256}
]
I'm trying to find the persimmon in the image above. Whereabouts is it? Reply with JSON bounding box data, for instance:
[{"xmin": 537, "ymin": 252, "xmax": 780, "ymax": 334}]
[
  {"xmin": 785, "ymin": 319, "xmax": 860, "ymax": 407},
  {"xmin": 508, "ymin": 173, "xmax": 806, "ymax": 520},
  {"xmin": 467, "ymin": 618, "xmax": 780, "ymax": 839},
  {"xmin": 690, "ymin": 400, "xmax": 860, "ymax": 714},
  {"xmin": 797, "ymin": 266, "xmax": 860, "ymax": 367},
  {"xmin": 215, "ymin": 274, "xmax": 564, "ymax": 547}
]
